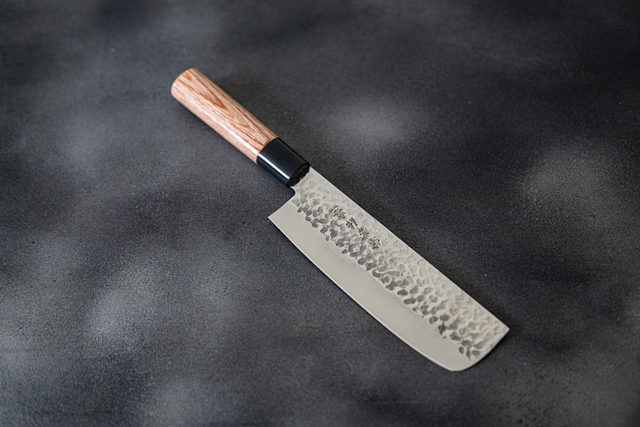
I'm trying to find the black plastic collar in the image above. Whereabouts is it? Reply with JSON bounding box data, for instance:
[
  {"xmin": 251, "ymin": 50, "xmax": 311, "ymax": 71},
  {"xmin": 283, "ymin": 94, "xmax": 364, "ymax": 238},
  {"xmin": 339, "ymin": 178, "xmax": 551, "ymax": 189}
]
[{"xmin": 257, "ymin": 138, "xmax": 310, "ymax": 187}]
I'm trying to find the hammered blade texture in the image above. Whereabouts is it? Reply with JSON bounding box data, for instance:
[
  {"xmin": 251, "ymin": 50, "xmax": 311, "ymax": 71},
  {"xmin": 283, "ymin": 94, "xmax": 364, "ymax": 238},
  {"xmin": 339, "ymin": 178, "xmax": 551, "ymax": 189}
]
[{"xmin": 291, "ymin": 169, "xmax": 508, "ymax": 360}]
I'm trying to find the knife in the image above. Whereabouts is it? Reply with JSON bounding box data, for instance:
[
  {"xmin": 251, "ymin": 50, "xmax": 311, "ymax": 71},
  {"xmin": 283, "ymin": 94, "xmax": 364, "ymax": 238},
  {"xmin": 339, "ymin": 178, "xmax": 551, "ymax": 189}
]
[{"xmin": 172, "ymin": 68, "xmax": 508, "ymax": 371}]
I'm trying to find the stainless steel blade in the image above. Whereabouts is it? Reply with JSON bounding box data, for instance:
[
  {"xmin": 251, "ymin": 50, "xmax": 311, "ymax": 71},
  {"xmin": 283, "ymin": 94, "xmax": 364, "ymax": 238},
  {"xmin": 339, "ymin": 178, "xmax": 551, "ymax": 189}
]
[{"xmin": 269, "ymin": 168, "xmax": 508, "ymax": 371}]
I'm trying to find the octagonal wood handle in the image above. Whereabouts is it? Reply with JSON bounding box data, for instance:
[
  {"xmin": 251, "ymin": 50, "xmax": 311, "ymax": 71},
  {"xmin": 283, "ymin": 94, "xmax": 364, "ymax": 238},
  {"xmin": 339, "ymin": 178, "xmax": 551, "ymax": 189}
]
[{"xmin": 171, "ymin": 68, "xmax": 278, "ymax": 162}]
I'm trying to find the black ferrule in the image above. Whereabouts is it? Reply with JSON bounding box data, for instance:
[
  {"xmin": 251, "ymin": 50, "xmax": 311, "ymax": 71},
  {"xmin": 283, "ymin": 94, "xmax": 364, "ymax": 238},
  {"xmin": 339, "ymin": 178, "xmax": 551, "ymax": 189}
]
[{"xmin": 257, "ymin": 138, "xmax": 310, "ymax": 187}]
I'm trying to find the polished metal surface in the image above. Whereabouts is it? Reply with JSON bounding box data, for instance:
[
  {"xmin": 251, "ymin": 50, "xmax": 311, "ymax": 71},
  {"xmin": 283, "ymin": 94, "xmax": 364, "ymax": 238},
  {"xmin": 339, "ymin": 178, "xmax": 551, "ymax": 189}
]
[{"xmin": 270, "ymin": 168, "xmax": 508, "ymax": 371}]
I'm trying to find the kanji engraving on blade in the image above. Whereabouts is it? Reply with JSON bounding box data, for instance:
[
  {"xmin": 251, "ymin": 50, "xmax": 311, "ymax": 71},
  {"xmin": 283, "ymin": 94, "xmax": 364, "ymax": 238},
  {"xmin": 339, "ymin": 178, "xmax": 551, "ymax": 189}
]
[
  {"xmin": 329, "ymin": 204, "xmax": 347, "ymax": 219},
  {"xmin": 368, "ymin": 236, "xmax": 381, "ymax": 250}
]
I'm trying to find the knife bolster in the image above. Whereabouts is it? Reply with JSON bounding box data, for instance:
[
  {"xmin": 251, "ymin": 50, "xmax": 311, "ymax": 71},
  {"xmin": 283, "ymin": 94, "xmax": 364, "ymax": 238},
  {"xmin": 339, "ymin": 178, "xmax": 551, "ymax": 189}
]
[{"xmin": 257, "ymin": 138, "xmax": 309, "ymax": 186}]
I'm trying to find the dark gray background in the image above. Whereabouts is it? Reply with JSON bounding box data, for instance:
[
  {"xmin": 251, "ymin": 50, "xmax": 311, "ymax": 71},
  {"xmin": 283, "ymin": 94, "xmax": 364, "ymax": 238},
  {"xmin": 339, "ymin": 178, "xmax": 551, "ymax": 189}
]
[{"xmin": 1, "ymin": 0, "xmax": 639, "ymax": 426}]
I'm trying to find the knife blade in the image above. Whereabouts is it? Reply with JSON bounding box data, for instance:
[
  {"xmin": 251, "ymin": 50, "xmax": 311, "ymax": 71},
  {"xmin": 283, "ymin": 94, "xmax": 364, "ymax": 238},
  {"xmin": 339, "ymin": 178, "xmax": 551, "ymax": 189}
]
[{"xmin": 172, "ymin": 68, "xmax": 508, "ymax": 371}]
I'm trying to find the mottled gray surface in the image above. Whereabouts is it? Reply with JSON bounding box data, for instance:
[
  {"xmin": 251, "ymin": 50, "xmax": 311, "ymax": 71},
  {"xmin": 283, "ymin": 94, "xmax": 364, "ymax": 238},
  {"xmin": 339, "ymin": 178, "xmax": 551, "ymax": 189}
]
[{"xmin": 1, "ymin": 0, "xmax": 639, "ymax": 426}]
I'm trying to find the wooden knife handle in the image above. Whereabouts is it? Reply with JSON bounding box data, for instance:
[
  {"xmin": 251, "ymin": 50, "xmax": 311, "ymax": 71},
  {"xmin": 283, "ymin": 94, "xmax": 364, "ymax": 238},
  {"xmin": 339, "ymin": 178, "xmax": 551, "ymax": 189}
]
[
  {"xmin": 172, "ymin": 68, "xmax": 309, "ymax": 186},
  {"xmin": 171, "ymin": 68, "xmax": 278, "ymax": 163}
]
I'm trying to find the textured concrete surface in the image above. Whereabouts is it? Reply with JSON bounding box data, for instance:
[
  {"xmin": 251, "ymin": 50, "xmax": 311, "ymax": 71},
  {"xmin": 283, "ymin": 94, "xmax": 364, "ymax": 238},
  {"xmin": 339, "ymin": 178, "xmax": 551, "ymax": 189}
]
[{"xmin": 1, "ymin": 1, "xmax": 639, "ymax": 426}]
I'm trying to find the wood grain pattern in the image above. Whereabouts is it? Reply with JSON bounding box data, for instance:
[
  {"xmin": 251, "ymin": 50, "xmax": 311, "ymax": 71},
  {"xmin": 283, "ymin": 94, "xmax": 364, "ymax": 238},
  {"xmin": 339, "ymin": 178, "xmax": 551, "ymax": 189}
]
[{"xmin": 171, "ymin": 68, "xmax": 278, "ymax": 162}]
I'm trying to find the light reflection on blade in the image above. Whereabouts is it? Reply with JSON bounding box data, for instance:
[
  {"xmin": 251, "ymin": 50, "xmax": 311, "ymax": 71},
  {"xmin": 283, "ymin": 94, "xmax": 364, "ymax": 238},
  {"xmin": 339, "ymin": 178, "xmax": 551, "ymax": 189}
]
[{"xmin": 269, "ymin": 168, "xmax": 508, "ymax": 371}]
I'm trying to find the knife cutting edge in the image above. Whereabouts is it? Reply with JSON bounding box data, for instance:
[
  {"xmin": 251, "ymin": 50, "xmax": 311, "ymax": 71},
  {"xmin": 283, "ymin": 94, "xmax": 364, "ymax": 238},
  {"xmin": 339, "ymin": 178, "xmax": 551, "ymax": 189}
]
[{"xmin": 171, "ymin": 68, "xmax": 508, "ymax": 371}]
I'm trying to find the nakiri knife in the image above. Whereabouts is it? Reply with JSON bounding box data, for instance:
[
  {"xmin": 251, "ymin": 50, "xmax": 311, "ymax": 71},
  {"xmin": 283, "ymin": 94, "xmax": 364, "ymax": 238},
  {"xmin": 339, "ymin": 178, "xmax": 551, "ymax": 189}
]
[{"xmin": 172, "ymin": 68, "xmax": 508, "ymax": 371}]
